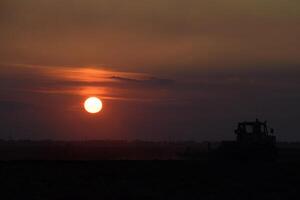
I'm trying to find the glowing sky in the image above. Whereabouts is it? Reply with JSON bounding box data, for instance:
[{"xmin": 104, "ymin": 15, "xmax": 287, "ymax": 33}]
[
  {"xmin": 0, "ymin": 0, "xmax": 300, "ymax": 140},
  {"xmin": 1, "ymin": 0, "xmax": 299, "ymax": 71}
]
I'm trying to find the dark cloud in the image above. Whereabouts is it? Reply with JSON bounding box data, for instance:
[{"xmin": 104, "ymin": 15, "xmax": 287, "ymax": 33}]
[{"xmin": 110, "ymin": 76, "xmax": 174, "ymax": 87}]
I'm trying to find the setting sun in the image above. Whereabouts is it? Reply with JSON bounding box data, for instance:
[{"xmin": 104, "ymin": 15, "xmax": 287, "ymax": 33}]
[{"xmin": 84, "ymin": 97, "xmax": 103, "ymax": 114}]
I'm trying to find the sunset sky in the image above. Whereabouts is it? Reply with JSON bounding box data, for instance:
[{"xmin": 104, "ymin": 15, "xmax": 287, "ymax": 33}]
[{"xmin": 0, "ymin": 0, "xmax": 300, "ymax": 141}]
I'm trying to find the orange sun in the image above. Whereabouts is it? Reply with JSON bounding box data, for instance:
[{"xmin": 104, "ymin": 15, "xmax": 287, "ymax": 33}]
[{"xmin": 84, "ymin": 97, "xmax": 103, "ymax": 114}]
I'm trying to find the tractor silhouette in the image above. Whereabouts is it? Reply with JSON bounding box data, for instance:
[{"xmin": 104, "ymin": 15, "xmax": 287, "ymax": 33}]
[{"xmin": 219, "ymin": 119, "xmax": 277, "ymax": 160}]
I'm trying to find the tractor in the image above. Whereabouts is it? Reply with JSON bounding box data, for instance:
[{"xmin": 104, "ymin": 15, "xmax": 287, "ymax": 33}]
[{"xmin": 219, "ymin": 119, "xmax": 277, "ymax": 160}]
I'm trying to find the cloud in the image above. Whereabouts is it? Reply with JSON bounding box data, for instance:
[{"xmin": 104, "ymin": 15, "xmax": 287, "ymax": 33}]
[
  {"xmin": 0, "ymin": 65, "xmax": 177, "ymax": 103},
  {"xmin": 110, "ymin": 76, "xmax": 174, "ymax": 86}
]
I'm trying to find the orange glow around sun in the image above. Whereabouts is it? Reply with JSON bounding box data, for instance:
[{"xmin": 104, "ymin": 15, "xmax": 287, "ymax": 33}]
[{"xmin": 84, "ymin": 97, "xmax": 103, "ymax": 114}]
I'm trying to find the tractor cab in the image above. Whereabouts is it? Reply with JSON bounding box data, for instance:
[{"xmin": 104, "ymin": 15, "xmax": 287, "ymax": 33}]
[{"xmin": 235, "ymin": 119, "xmax": 276, "ymax": 146}]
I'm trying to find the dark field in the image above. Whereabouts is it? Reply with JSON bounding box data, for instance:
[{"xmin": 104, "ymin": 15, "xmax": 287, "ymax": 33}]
[
  {"xmin": 1, "ymin": 161, "xmax": 300, "ymax": 199},
  {"xmin": 0, "ymin": 141, "xmax": 300, "ymax": 199},
  {"xmin": 0, "ymin": 140, "xmax": 210, "ymax": 160}
]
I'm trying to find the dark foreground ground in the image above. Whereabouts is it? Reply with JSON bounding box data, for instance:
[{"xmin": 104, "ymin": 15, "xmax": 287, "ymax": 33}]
[
  {"xmin": 1, "ymin": 141, "xmax": 300, "ymax": 199},
  {"xmin": 1, "ymin": 160, "xmax": 300, "ymax": 199}
]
